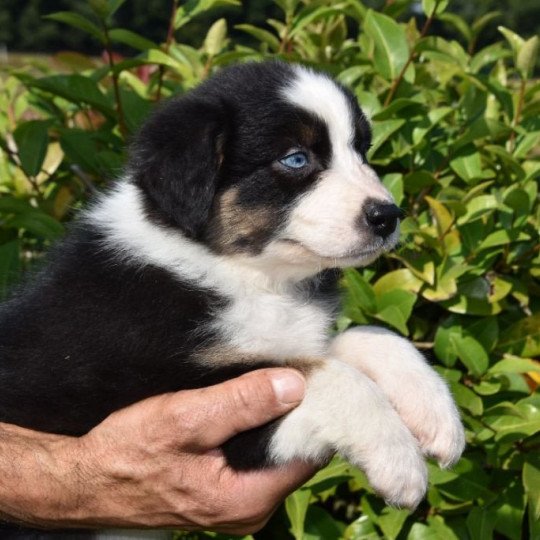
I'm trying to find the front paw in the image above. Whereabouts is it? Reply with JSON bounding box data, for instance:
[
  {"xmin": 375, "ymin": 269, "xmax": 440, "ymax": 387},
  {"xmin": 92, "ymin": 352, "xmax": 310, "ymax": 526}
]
[
  {"xmin": 350, "ymin": 420, "xmax": 428, "ymax": 509},
  {"xmin": 398, "ymin": 380, "xmax": 465, "ymax": 468},
  {"xmin": 269, "ymin": 359, "xmax": 429, "ymax": 509},
  {"xmin": 330, "ymin": 327, "xmax": 465, "ymax": 467}
]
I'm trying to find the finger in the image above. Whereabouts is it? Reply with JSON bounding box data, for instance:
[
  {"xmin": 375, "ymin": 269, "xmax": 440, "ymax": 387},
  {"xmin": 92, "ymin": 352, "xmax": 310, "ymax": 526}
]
[
  {"xmin": 239, "ymin": 459, "xmax": 319, "ymax": 499},
  {"xmin": 169, "ymin": 368, "xmax": 306, "ymax": 449},
  {"xmin": 211, "ymin": 460, "xmax": 319, "ymax": 533}
]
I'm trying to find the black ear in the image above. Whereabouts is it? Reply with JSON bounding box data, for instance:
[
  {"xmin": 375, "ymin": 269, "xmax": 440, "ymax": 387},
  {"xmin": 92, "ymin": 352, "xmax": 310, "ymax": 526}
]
[{"xmin": 129, "ymin": 96, "xmax": 226, "ymax": 238}]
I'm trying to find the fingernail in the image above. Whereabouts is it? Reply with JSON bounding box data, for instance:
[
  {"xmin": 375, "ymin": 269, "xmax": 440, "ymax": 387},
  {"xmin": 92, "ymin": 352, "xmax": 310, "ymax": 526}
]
[{"xmin": 271, "ymin": 370, "xmax": 305, "ymax": 404}]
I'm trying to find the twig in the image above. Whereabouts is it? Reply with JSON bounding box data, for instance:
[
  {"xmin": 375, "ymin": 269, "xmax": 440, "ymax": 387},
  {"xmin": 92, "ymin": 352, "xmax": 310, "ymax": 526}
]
[
  {"xmin": 384, "ymin": 0, "xmax": 441, "ymax": 107},
  {"xmin": 101, "ymin": 23, "xmax": 128, "ymax": 139},
  {"xmin": 156, "ymin": 0, "xmax": 179, "ymax": 101},
  {"xmin": 70, "ymin": 164, "xmax": 99, "ymax": 196}
]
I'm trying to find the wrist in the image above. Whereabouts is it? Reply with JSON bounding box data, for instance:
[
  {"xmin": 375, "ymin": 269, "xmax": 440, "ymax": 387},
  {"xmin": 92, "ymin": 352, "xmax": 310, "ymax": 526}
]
[{"xmin": 0, "ymin": 423, "xmax": 87, "ymax": 528}]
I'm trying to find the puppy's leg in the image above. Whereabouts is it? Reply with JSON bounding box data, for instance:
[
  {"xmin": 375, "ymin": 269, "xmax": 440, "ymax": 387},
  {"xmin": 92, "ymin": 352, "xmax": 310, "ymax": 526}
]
[
  {"xmin": 269, "ymin": 359, "xmax": 427, "ymax": 509},
  {"xmin": 329, "ymin": 327, "xmax": 465, "ymax": 467}
]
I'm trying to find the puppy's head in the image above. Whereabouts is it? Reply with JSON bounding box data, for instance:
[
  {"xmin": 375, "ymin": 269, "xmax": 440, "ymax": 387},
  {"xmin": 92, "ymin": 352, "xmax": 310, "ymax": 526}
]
[{"xmin": 130, "ymin": 62, "xmax": 400, "ymax": 276}]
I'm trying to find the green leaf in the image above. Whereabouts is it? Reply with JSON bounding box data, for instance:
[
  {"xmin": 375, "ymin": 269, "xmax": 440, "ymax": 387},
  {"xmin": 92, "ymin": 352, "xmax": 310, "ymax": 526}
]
[
  {"xmin": 468, "ymin": 316, "xmax": 499, "ymax": 352},
  {"xmin": 517, "ymin": 35, "xmax": 539, "ymax": 78},
  {"xmin": 203, "ymin": 18, "xmax": 227, "ymax": 57},
  {"xmin": 422, "ymin": 0, "xmax": 449, "ymax": 17},
  {"xmin": 404, "ymin": 170, "xmax": 437, "ymax": 194},
  {"xmin": 492, "ymin": 480, "xmax": 526, "ymax": 540},
  {"xmin": 489, "ymin": 357, "xmax": 540, "ymax": 375},
  {"xmin": 369, "ymin": 119, "xmax": 405, "ymax": 156},
  {"xmin": 437, "ymin": 458, "xmax": 493, "ymax": 501},
  {"xmin": 175, "ymin": 0, "xmax": 240, "ymax": 29},
  {"xmin": 106, "ymin": 0, "xmax": 127, "ymax": 17},
  {"xmin": 423, "ymin": 262, "xmax": 467, "ymax": 302},
  {"xmin": 487, "ymin": 401, "xmax": 540, "ymax": 442},
  {"xmin": 235, "ymin": 24, "xmax": 280, "ymax": 52},
  {"xmin": 454, "ymin": 335, "xmax": 489, "ymax": 376},
  {"xmin": 523, "ymin": 458, "xmax": 540, "ymax": 521},
  {"xmin": 59, "ymin": 128, "xmax": 106, "ymax": 175},
  {"xmin": 343, "ymin": 269, "xmax": 377, "ymax": 314},
  {"xmin": 425, "ymin": 196, "xmax": 453, "ymax": 237},
  {"xmin": 290, "ymin": 5, "xmax": 346, "ymax": 37},
  {"xmin": 449, "ymin": 145, "xmax": 484, "ymax": 183},
  {"xmin": 497, "ymin": 313, "xmax": 540, "ymax": 357},
  {"xmin": 285, "ymin": 488, "xmax": 311, "ymax": 540},
  {"xmin": 304, "ymin": 506, "xmax": 344, "ymax": 540},
  {"xmin": 449, "ymin": 381, "xmax": 483, "ymax": 415},
  {"xmin": 466, "ymin": 507, "xmax": 496, "ymax": 540},
  {"xmin": 13, "ymin": 120, "xmax": 50, "ymax": 177},
  {"xmin": 434, "ymin": 324, "xmax": 459, "ymax": 366},
  {"xmin": 44, "ymin": 12, "xmax": 105, "ymax": 42},
  {"xmin": 477, "ymin": 229, "xmax": 529, "ymax": 251},
  {"xmin": 438, "ymin": 13, "xmax": 471, "ymax": 43},
  {"xmin": 364, "ymin": 10, "xmax": 409, "ymax": 81},
  {"xmin": 304, "ymin": 457, "xmax": 351, "ymax": 492},
  {"xmin": 375, "ymin": 289, "xmax": 417, "ymax": 335},
  {"xmin": 498, "ymin": 26, "xmax": 525, "ymax": 58},
  {"xmin": 344, "ymin": 514, "xmax": 378, "ymax": 539},
  {"xmin": 382, "ymin": 173, "xmax": 403, "ymax": 206},
  {"xmin": 25, "ymin": 74, "xmax": 113, "ymax": 117},
  {"xmin": 373, "ymin": 269, "xmax": 423, "ymax": 296},
  {"xmin": 377, "ymin": 507, "xmax": 409, "ymax": 540},
  {"xmin": 108, "ymin": 28, "xmax": 157, "ymax": 50},
  {"xmin": 0, "ymin": 198, "xmax": 65, "ymax": 240},
  {"xmin": 457, "ymin": 195, "xmax": 498, "ymax": 225},
  {"xmin": 408, "ymin": 516, "xmax": 459, "ymax": 539},
  {"xmin": 89, "ymin": 0, "xmax": 126, "ymax": 19},
  {"xmin": 472, "ymin": 11, "xmax": 501, "ymax": 35},
  {"xmin": 470, "ymin": 42, "xmax": 511, "ymax": 73}
]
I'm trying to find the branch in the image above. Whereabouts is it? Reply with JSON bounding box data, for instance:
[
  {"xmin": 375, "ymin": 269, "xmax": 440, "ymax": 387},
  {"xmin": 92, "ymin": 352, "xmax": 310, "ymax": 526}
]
[
  {"xmin": 155, "ymin": 0, "xmax": 179, "ymax": 101},
  {"xmin": 101, "ymin": 24, "xmax": 128, "ymax": 139},
  {"xmin": 384, "ymin": 1, "xmax": 440, "ymax": 107}
]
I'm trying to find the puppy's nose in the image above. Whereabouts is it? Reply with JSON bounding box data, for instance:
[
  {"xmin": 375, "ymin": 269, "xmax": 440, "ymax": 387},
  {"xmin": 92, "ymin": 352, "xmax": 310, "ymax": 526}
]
[{"xmin": 363, "ymin": 201, "xmax": 401, "ymax": 239}]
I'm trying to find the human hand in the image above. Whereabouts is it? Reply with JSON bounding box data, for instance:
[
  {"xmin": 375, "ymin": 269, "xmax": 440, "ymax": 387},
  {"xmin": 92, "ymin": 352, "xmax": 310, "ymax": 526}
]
[{"xmin": 0, "ymin": 369, "xmax": 314, "ymax": 535}]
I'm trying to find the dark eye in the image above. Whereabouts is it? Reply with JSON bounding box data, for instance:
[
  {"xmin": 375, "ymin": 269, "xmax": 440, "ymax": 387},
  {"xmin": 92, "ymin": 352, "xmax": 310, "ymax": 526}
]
[{"xmin": 279, "ymin": 151, "xmax": 309, "ymax": 169}]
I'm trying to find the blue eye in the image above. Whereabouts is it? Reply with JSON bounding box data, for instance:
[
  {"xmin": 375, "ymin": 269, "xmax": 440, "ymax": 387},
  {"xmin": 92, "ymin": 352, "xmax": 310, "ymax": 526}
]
[{"xmin": 279, "ymin": 151, "xmax": 309, "ymax": 169}]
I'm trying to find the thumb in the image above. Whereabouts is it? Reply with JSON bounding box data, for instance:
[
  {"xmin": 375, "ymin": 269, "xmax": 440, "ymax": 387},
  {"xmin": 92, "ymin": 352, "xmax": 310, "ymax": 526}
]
[{"xmin": 172, "ymin": 368, "xmax": 306, "ymax": 450}]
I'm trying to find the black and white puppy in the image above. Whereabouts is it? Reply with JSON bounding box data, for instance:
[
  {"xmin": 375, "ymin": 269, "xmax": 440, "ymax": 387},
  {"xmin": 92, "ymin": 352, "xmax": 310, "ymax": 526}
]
[{"xmin": 0, "ymin": 62, "xmax": 464, "ymax": 514}]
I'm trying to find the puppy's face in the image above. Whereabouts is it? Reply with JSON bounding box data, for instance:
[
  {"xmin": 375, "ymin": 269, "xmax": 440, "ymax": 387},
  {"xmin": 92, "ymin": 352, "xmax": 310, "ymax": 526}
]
[{"xmin": 132, "ymin": 62, "xmax": 400, "ymax": 276}]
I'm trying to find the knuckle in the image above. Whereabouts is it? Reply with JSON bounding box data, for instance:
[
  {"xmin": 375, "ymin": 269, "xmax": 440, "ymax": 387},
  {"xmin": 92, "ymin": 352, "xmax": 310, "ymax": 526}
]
[{"xmin": 163, "ymin": 394, "xmax": 200, "ymax": 439}]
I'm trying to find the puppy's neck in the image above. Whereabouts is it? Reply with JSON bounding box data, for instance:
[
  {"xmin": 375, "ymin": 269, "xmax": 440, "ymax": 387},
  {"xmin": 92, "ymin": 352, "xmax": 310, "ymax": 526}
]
[{"xmin": 85, "ymin": 180, "xmax": 321, "ymax": 297}]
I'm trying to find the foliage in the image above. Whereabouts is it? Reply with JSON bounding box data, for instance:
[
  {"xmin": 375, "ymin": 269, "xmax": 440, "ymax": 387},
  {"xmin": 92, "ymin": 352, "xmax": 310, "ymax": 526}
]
[
  {"xmin": 3, "ymin": 0, "xmax": 540, "ymax": 58},
  {"xmin": 1, "ymin": 0, "xmax": 539, "ymax": 538}
]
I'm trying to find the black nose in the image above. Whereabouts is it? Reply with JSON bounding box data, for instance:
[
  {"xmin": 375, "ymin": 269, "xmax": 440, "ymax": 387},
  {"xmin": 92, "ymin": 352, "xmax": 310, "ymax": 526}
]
[{"xmin": 363, "ymin": 201, "xmax": 401, "ymax": 239}]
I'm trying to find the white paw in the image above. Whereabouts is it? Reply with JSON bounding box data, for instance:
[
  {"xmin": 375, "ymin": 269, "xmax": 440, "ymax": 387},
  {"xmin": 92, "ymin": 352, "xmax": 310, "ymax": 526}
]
[
  {"xmin": 330, "ymin": 327, "xmax": 466, "ymax": 467},
  {"xmin": 395, "ymin": 374, "xmax": 465, "ymax": 468},
  {"xmin": 269, "ymin": 359, "xmax": 428, "ymax": 509},
  {"xmin": 347, "ymin": 414, "xmax": 428, "ymax": 509}
]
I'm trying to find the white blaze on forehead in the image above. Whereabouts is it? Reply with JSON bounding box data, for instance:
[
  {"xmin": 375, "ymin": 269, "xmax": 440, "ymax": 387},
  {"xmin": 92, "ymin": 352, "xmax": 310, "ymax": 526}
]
[
  {"xmin": 277, "ymin": 65, "xmax": 398, "ymax": 263},
  {"xmin": 281, "ymin": 65, "xmax": 357, "ymax": 162}
]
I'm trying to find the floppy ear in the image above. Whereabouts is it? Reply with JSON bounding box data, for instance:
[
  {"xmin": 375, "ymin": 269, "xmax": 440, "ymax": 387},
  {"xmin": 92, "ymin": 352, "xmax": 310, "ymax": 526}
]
[{"xmin": 129, "ymin": 96, "xmax": 226, "ymax": 238}]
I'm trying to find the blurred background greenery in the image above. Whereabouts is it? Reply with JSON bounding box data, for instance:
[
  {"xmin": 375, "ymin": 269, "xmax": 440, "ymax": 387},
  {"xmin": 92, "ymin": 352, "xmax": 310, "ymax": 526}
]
[{"xmin": 1, "ymin": 0, "xmax": 539, "ymax": 58}]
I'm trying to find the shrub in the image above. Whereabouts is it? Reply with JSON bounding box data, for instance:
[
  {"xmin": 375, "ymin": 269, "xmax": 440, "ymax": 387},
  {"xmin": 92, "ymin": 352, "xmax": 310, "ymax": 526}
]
[{"xmin": 0, "ymin": 0, "xmax": 539, "ymax": 538}]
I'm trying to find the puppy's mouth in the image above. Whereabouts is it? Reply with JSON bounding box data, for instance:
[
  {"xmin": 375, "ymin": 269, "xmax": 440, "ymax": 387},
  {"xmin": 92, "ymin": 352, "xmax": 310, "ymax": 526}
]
[{"xmin": 279, "ymin": 238, "xmax": 389, "ymax": 263}]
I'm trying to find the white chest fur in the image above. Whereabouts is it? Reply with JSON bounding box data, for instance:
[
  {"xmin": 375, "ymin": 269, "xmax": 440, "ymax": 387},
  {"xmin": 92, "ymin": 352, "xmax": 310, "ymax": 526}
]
[
  {"xmin": 213, "ymin": 288, "xmax": 332, "ymax": 359},
  {"xmin": 88, "ymin": 182, "xmax": 333, "ymax": 360}
]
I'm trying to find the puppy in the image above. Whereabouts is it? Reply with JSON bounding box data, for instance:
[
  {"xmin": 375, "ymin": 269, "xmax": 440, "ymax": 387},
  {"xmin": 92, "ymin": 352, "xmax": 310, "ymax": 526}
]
[{"xmin": 0, "ymin": 61, "xmax": 464, "ymax": 524}]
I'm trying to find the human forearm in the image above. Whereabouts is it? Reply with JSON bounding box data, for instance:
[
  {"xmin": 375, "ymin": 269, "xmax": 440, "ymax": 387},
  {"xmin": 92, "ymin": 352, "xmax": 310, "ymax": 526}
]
[
  {"xmin": 0, "ymin": 422, "xmax": 85, "ymax": 527},
  {"xmin": 0, "ymin": 369, "xmax": 312, "ymax": 533}
]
